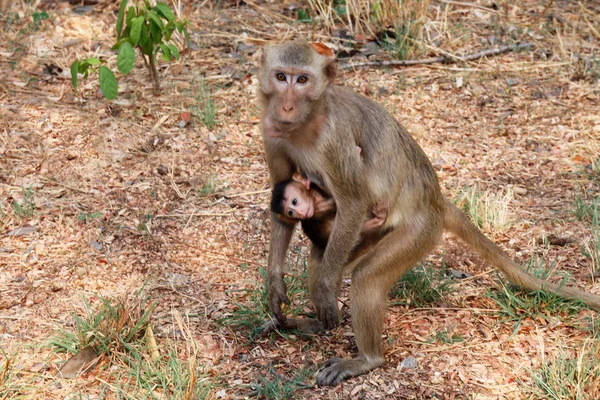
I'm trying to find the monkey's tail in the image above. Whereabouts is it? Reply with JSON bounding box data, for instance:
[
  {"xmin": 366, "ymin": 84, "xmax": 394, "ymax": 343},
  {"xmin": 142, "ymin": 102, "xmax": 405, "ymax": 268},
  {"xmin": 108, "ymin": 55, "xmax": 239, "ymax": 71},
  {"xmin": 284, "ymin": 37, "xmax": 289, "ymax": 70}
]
[{"xmin": 442, "ymin": 199, "xmax": 600, "ymax": 310}]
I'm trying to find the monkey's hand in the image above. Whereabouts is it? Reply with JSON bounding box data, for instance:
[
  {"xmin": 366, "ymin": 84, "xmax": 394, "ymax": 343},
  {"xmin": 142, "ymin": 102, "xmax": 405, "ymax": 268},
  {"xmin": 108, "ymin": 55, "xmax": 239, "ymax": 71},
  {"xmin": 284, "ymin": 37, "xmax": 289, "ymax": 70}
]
[
  {"xmin": 268, "ymin": 277, "xmax": 291, "ymax": 323},
  {"xmin": 313, "ymin": 281, "xmax": 339, "ymax": 329}
]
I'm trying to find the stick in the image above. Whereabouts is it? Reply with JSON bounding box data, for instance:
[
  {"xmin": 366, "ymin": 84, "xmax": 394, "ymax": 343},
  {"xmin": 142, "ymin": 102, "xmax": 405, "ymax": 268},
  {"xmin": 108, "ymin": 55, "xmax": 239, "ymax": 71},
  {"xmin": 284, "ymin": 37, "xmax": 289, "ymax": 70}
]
[{"xmin": 340, "ymin": 42, "xmax": 533, "ymax": 70}]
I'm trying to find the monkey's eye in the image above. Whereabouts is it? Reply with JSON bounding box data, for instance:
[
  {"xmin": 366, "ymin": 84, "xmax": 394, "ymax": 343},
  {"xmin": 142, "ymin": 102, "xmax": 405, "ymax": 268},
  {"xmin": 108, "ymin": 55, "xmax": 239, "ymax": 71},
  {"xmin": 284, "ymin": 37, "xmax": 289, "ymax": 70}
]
[
  {"xmin": 297, "ymin": 75, "xmax": 308, "ymax": 84},
  {"xmin": 275, "ymin": 73, "xmax": 287, "ymax": 82},
  {"xmin": 292, "ymin": 198, "xmax": 298, "ymax": 206},
  {"xmin": 288, "ymin": 210, "xmax": 294, "ymax": 217}
]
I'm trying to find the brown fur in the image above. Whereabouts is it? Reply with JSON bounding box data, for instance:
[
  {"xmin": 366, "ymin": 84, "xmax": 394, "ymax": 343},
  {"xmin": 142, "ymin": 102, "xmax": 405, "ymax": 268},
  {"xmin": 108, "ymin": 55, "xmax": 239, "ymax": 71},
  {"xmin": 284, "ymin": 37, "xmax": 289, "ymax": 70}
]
[{"xmin": 258, "ymin": 40, "xmax": 600, "ymax": 386}]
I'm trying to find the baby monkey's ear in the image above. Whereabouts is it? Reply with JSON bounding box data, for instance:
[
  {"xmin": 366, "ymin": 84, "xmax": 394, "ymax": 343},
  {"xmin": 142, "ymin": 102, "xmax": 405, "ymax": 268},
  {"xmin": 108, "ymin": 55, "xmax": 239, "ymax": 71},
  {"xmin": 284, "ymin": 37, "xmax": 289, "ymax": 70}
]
[{"xmin": 292, "ymin": 172, "xmax": 311, "ymax": 190}]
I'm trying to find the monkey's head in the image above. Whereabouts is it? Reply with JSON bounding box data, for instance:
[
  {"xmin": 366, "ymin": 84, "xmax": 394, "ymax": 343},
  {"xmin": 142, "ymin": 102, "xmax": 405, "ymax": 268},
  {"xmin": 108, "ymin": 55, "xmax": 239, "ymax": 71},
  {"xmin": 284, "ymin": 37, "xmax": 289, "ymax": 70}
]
[
  {"xmin": 258, "ymin": 41, "xmax": 337, "ymax": 137},
  {"xmin": 271, "ymin": 179, "xmax": 315, "ymax": 220}
]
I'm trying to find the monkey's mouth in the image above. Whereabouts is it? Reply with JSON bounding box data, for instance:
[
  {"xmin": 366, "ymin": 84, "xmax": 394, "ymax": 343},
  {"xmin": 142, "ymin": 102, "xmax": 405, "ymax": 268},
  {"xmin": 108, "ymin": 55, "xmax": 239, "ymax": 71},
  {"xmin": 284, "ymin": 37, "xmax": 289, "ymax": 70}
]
[{"xmin": 275, "ymin": 120, "xmax": 296, "ymax": 130}]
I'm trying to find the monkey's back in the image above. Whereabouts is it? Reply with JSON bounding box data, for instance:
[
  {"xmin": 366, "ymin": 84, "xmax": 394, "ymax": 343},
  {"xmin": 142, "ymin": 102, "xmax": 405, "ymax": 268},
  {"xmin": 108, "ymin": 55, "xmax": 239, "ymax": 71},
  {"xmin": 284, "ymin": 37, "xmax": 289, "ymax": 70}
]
[{"xmin": 327, "ymin": 86, "xmax": 445, "ymax": 228}]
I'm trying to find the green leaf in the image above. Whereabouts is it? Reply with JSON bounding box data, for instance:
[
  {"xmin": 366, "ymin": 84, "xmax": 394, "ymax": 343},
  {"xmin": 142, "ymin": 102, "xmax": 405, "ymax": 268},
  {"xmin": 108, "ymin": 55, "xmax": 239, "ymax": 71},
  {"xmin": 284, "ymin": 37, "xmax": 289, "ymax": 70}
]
[
  {"xmin": 98, "ymin": 66, "xmax": 118, "ymax": 100},
  {"xmin": 148, "ymin": 19, "xmax": 162, "ymax": 42},
  {"xmin": 155, "ymin": 2, "xmax": 175, "ymax": 22},
  {"xmin": 126, "ymin": 6, "xmax": 136, "ymax": 26},
  {"xmin": 77, "ymin": 61, "xmax": 90, "ymax": 74},
  {"xmin": 159, "ymin": 43, "xmax": 171, "ymax": 61},
  {"xmin": 146, "ymin": 10, "xmax": 164, "ymax": 30},
  {"xmin": 138, "ymin": 27, "xmax": 153, "ymax": 55},
  {"xmin": 86, "ymin": 57, "xmax": 101, "ymax": 66},
  {"xmin": 116, "ymin": 0, "xmax": 129, "ymax": 38},
  {"xmin": 130, "ymin": 16, "xmax": 144, "ymax": 46},
  {"xmin": 70, "ymin": 61, "xmax": 79, "ymax": 88},
  {"xmin": 117, "ymin": 42, "xmax": 135, "ymax": 75},
  {"xmin": 167, "ymin": 43, "xmax": 179, "ymax": 60}
]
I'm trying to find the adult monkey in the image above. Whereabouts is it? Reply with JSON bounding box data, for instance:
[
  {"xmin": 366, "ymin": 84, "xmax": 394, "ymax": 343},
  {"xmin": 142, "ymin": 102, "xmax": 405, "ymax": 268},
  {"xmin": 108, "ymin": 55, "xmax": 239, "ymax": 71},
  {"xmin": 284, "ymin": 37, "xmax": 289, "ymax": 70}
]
[{"xmin": 258, "ymin": 40, "xmax": 600, "ymax": 386}]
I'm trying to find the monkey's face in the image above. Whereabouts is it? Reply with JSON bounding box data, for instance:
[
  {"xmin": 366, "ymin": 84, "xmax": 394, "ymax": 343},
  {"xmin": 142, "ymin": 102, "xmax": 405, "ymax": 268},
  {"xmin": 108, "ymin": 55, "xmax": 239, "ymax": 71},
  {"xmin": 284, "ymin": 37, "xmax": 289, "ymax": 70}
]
[
  {"xmin": 282, "ymin": 182, "xmax": 314, "ymax": 220},
  {"xmin": 264, "ymin": 69, "xmax": 316, "ymax": 135},
  {"xmin": 259, "ymin": 41, "xmax": 337, "ymax": 137}
]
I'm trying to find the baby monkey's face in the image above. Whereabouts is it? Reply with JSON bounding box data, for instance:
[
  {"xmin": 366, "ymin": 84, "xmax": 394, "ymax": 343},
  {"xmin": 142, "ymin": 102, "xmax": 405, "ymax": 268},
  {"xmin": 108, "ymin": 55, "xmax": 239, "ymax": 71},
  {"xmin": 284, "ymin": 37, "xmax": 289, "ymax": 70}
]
[{"xmin": 282, "ymin": 181, "xmax": 314, "ymax": 220}]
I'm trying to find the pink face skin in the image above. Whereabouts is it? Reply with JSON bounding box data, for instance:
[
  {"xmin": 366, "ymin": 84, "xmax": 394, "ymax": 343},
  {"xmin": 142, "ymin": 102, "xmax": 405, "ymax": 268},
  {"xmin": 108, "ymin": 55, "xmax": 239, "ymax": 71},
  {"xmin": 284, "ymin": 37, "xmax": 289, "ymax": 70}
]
[{"xmin": 282, "ymin": 181, "xmax": 314, "ymax": 220}]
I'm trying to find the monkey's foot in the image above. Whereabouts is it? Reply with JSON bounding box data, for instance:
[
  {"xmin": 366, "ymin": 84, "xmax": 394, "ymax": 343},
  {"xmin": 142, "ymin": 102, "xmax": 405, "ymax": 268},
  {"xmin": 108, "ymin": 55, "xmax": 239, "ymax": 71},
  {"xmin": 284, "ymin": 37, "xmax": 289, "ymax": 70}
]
[
  {"xmin": 259, "ymin": 317, "xmax": 324, "ymax": 337},
  {"xmin": 316, "ymin": 356, "xmax": 383, "ymax": 386}
]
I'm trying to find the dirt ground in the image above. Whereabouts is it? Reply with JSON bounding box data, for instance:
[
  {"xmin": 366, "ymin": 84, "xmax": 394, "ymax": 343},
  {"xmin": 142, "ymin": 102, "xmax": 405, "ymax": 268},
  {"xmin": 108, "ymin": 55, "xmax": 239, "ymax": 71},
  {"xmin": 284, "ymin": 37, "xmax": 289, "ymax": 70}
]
[{"xmin": 1, "ymin": 1, "xmax": 600, "ymax": 399}]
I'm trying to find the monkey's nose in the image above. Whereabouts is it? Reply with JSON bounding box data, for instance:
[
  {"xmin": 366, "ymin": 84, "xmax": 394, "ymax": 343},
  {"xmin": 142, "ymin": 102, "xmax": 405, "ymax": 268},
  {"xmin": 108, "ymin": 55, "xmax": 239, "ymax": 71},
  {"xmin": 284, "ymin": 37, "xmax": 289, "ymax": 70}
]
[{"xmin": 282, "ymin": 106, "xmax": 294, "ymax": 112}]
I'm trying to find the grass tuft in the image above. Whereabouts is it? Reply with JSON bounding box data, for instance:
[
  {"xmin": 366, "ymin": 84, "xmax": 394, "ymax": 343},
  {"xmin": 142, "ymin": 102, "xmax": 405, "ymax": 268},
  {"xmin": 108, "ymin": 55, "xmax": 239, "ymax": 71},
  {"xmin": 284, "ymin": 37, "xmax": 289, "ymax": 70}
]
[
  {"xmin": 529, "ymin": 340, "xmax": 600, "ymax": 400},
  {"xmin": 49, "ymin": 292, "xmax": 212, "ymax": 398},
  {"xmin": 454, "ymin": 185, "xmax": 513, "ymax": 235},
  {"xmin": 220, "ymin": 255, "xmax": 311, "ymax": 340},
  {"xmin": 250, "ymin": 364, "xmax": 313, "ymax": 399},
  {"xmin": 487, "ymin": 257, "xmax": 586, "ymax": 336},
  {"xmin": 581, "ymin": 197, "xmax": 600, "ymax": 275},
  {"xmin": 192, "ymin": 77, "xmax": 216, "ymax": 129},
  {"xmin": 390, "ymin": 263, "xmax": 455, "ymax": 307},
  {"xmin": 12, "ymin": 186, "xmax": 35, "ymax": 219},
  {"xmin": 307, "ymin": 0, "xmax": 429, "ymax": 59}
]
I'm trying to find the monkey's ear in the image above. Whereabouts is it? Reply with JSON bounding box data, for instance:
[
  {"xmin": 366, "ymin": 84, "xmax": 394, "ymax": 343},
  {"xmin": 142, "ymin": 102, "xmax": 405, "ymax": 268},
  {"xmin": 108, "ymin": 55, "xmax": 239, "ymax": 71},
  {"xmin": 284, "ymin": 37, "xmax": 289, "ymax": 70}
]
[{"xmin": 311, "ymin": 42, "xmax": 337, "ymax": 81}]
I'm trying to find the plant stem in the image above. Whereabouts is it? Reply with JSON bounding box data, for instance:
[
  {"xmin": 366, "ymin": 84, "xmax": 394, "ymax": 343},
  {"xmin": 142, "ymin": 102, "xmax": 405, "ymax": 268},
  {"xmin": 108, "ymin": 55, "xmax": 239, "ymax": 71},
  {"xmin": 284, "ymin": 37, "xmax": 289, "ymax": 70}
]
[{"xmin": 142, "ymin": 54, "xmax": 160, "ymax": 92}]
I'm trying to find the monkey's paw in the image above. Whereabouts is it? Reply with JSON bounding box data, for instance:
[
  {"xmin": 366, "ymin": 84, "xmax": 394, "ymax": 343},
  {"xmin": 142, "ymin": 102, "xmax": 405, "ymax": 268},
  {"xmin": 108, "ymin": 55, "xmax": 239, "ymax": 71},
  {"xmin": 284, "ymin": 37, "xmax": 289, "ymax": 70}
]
[
  {"xmin": 268, "ymin": 280, "xmax": 291, "ymax": 323},
  {"xmin": 316, "ymin": 357, "xmax": 383, "ymax": 386},
  {"xmin": 315, "ymin": 301, "xmax": 339, "ymax": 330}
]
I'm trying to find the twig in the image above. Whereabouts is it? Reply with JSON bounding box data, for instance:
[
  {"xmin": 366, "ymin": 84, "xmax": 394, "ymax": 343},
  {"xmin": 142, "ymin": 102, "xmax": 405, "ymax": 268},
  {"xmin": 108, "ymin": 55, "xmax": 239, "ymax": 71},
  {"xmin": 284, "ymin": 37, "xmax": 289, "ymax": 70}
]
[
  {"xmin": 440, "ymin": 0, "xmax": 499, "ymax": 14},
  {"xmin": 340, "ymin": 42, "xmax": 533, "ymax": 70}
]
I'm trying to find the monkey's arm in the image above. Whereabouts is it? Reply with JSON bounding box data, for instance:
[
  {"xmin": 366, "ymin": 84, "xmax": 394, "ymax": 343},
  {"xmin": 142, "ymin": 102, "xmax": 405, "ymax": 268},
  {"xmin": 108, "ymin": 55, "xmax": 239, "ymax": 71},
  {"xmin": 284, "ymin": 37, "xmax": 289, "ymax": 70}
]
[
  {"xmin": 264, "ymin": 140, "xmax": 297, "ymax": 323},
  {"xmin": 315, "ymin": 149, "xmax": 369, "ymax": 328},
  {"xmin": 361, "ymin": 203, "xmax": 387, "ymax": 233}
]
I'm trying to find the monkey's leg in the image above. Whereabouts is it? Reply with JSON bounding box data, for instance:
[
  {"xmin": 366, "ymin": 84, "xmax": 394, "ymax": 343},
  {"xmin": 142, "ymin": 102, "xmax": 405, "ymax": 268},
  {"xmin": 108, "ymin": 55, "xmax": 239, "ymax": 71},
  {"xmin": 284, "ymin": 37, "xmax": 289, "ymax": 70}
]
[{"xmin": 316, "ymin": 218, "xmax": 442, "ymax": 386}]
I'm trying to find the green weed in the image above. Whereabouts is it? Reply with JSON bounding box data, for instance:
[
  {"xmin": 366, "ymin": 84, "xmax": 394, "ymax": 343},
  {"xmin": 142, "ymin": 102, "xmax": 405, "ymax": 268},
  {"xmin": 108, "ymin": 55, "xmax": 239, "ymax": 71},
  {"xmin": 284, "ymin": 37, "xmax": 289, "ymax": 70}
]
[
  {"xmin": 426, "ymin": 328, "xmax": 464, "ymax": 344},
  {"xmin": 390, "ymin": 263, "xmax": 455, "ymax": 307}
]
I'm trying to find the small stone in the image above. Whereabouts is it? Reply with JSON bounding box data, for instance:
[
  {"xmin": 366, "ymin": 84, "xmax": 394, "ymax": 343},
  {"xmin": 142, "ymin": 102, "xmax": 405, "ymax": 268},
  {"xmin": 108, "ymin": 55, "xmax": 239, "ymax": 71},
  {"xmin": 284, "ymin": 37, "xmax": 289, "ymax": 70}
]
[{"xmin": 400, "ymin": 356, "xmax": 418, "ymax": 369}]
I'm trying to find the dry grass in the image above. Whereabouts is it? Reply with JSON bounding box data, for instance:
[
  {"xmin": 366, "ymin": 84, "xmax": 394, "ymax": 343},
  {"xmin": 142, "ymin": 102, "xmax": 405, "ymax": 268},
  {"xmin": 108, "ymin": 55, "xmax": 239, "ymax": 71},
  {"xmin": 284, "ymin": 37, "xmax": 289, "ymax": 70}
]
[{"xmin": 1, "ymin": 0, "xmax": 600, "ymax": 398}]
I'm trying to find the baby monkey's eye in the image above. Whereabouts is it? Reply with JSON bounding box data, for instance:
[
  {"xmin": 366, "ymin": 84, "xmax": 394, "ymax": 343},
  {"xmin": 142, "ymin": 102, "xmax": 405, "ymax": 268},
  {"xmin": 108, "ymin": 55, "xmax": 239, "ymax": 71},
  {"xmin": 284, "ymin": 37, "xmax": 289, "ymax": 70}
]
[
  {"xmin": 288, "ymin": 210, "xmax": 294, "ymax": 217},
  {"xmin": 276, "ymin": 73, "xmax": 286, "ymax": 81},
  {"xmin": 292, "ymin": 198, "xmax": 298, "ymax": 206},
  {"xmin": 297, "ymin": 75, "xmax": 308, "ymax": 84}
]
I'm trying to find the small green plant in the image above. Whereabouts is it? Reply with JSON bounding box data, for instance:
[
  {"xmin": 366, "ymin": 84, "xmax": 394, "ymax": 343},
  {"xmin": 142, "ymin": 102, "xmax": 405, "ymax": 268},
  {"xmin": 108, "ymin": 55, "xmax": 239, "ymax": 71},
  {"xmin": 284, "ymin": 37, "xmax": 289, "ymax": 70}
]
[
  {"xmin": 71, "ymin": 0, "xmax": 188, "ymax": 99},
  {"xmin": 193, "ymin": 78, "xmax": 216, "ymax": 129},
  {"xmin": 528, "ymin": 340, "xmax": 600, "ymax": 400},
  {"xmin": 454, "ymin": 185, "xmax": 513, "ymax": 234},
  {"xmin": 12, "ymin": 186, "xmax": 35, "ymax": 218},
  {"xmin": 573, "ymin": 196, "xmax": 594, "ymax": 221},
  {"xmin": 198, "ymin": 173, "xmax": 216, "ymax": 197},
  {"xmin": 16, "ymin": 11, "xmax": 50, "ymax": 35},
  {"xmin": 77, "ymin": 212, "xmax": 104, "ymax": 223},
  {"xmin": 487, "ymin": 257, "xmax": 585, "ymax": 336},
  {"xmin": 390, "ymin": 263, "xmax": 454, "ymax": 307},
  {"xmin": 250, "ymin": 364, "xmax": 313, "ymax": 399},
  {"xmin": 426, "ymin": 328, "xmax": 464, "ymax": 344}
]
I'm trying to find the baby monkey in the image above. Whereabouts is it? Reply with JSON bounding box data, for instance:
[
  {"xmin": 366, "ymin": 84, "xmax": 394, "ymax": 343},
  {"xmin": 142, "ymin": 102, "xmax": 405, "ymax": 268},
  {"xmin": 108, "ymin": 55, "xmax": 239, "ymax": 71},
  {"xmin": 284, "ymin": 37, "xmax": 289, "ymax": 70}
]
[{"xmin": 270, "ymin": 172, "xmax": 387, "ymax": 247}]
